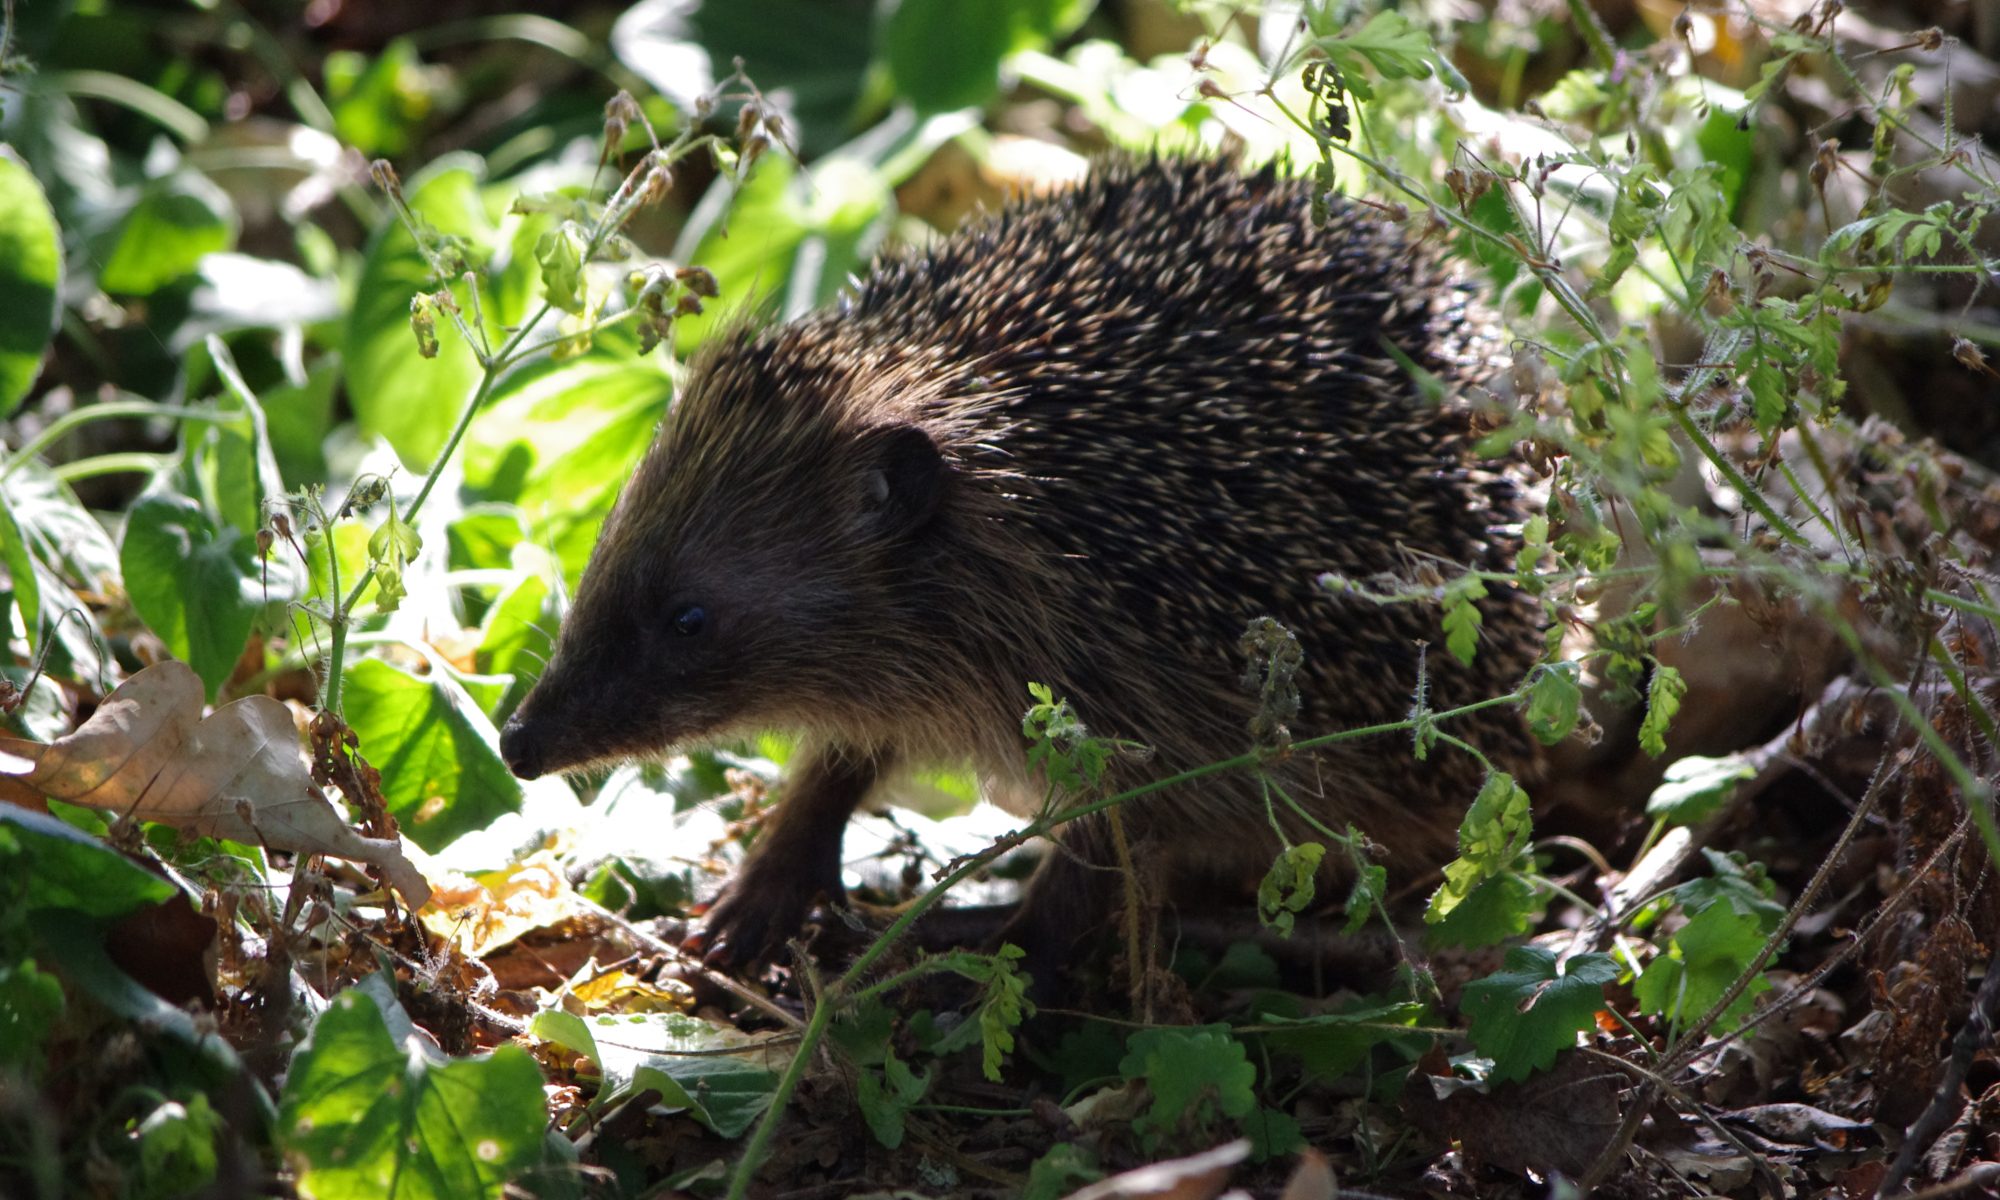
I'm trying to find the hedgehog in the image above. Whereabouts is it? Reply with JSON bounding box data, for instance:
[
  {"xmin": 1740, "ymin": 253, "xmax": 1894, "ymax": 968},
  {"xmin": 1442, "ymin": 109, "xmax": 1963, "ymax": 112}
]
[{"xmin": 498, "ymin": 154, "xmax": 1542, "ymax": 975}]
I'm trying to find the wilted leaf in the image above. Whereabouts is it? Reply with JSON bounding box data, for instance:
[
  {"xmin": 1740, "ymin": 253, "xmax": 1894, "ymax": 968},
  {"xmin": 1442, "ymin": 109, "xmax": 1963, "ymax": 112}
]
[{"xmin": 0, "ymin": 661, "xmax": 430, "ymax": 906}]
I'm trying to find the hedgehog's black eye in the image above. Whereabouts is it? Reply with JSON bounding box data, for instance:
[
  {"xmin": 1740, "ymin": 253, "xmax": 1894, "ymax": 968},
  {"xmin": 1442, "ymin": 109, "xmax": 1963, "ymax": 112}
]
[{"xmin": 670, "ymin": 604, "xmax": 707, "ymax": 637}]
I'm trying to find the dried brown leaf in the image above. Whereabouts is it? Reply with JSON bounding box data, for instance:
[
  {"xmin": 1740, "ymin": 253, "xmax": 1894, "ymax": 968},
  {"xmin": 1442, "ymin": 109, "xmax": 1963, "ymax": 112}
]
[{"xmin": 0, "ymin": 661, "xmax": 430, "ymax": 906}]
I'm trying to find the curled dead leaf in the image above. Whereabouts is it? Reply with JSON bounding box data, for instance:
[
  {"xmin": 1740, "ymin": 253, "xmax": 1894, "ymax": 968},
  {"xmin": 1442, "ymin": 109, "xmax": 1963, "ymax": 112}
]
[{"xmin": 0, "ymin": 661, "xmax": 431, "ymax": 907}]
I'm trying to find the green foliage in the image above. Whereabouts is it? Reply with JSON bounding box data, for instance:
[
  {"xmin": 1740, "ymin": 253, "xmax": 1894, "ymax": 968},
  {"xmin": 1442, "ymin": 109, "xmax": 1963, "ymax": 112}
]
[
  {"xmin": 0, "ymin": 148, "xmax": 60, "ymax": 416},
  {"xmin": 529, "ymin": 1009, "xmax": 778, "ymax": 1138},
  {"xmin": 1023, "ymin": 1143, "xmax": 1101, "ymax": 1200},
  {"xmin": 926, "ymin": 944, "xmax": 1035, "ymax": 1081},
  {"xmin": 280, "ymin": 988, "xmax": 549, "ymax": 1198},
  {"xmin": 1426, "ymin": 771, "xmax": 1533, "ymax": 926},
  {"xmin": 1523, "ymin": 661, "xmax": 1583, "ymax": 745},
  {"xmin": 1118, "ymin": 1026, "xmax": 1257, "ymax": 1151},
  {"xmin": 1023, "ymin": 682, "xmax": 1118, "ymax": 798},
  {"xmin": 1460, "ymin": 947, "xmax": 1618, "ymax": 1083},
  {"xmin": 884, "ymin": 0, "xmax": 1091, "ymax": 114},
  {"xmin": 1639, "ymin": 664, "xmax": 1687, "ymax": 757},
  {"xmin": 1647, "ymin": 755, "xmax": 1754, "ymax": 825},
  {"xmin": 336, "ymin": 658, "xmax": 523, "ymax": 852},
  {"xmin": 1440, "ymin": 572, "xmax": 1487, "ymax": 667},
  {"xmin": 856, "ymin": 1050, "xmax": 930, "ymax": 1149},
  {"xmin": 1256, "ymin": 840, "xmax": 1324, "ymax": 937},
  {"xmin": 1632, "ymin": 901, "xmax": 1773, "ymax": 1033}
]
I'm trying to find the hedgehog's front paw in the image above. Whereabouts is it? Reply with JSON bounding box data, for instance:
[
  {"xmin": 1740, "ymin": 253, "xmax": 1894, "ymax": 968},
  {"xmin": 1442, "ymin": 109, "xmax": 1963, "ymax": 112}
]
[{"xmin": 686, "ymin": 847, "xmax": 845, "ymax": 970}]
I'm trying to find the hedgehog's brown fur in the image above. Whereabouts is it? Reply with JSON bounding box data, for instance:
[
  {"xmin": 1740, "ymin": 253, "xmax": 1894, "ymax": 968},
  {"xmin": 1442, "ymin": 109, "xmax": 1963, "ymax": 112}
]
[{"xmin": 500, "ymin": 155, "xmax": 1542, "ymax": 974}]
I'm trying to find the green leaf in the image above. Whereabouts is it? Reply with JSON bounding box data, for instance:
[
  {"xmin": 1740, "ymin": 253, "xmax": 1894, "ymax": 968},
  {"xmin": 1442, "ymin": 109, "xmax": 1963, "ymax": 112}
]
[
  {"xmin": 0, "ymin": 959, "xmax": 65, "ymax": 1080},
  {"xmin": 533, "ymin": 221, "xmax": 590, "ymax": 314},
  {"xmin": 3, "ymin": 805, "xmax": 177, "ymax": 919},
  {"xmin": 882, "ymin": 0, "xmax": 1088, "ymax": 114},
  {"xmin": 1023, "ymin": 1143, "xmax": 1100, "ymax": 1200},
  {"xmin": 98, "ymin": 170, "xmax": 237, "ymax": 296},
  {"xmin": 460, "ymin": 336, "xmax": 672, "ymax": 581},
  {"xmin": 929, "ymin": 944, "xmax": 1035, "ymax": 1081},
  {"xmin": 279, "ymin": 988, "xmax": 547, "ymax": 1200},
  {"xmin": 1258, "ymin": 1000, "xmax": 1426, "ymax": 1083},
  {"xmin": 1638, "ymin": 664, "xmax": 1687, "ymax": 757},
  {"xmin": 1460, "ymin": 947, "xmax": 1617, "ymax": 1083},
  {"xmin": 529, "ymin": 1009, "xmax": 778, "ymax": 1138},
  {"xmin": 365, "ymin": 503, "xmax": 422, "ymax": 615},
  {"xmin": 1632, "ymin": 901, "xmax": 1771, "ymax": 1031},
  {"xmin": 1319, "ymin": 11, "xmax": 1438, "ymax": 87},
  {"xmin": 1425, "ymin": 871, "xmax": 1537, "ymax": 949},
  {"xmin": 1341, "ymin": 854, "xmax": 1386, "ymax": 934},
  {"xmin": 1256, "ymin": 841, "xmax": 1324, "ymax": 936},
  {"xmin": 0, "ymin": 493, "xmax": 43, "ymax": 654},
  {"xmin": 337, "ymin": 657, "xmax": 523, "ymax": 852},
  {"xmin": 1118, "ymin": 1025, "xmax": 1257, "ymax": 1150},
  {"xmin": 856, "ymin": 1050, "xmax": 930, "ymax": 1149},
  {"xmin": 120, "ymin": 493, "xmax": 265, "ymax": 701},
  {"xmin": 0, "ymin": 147, "xmax": 63, "ymax": 417},
  {"xmin": 1646, "ymin": 754, "xmax": 1753, "ymax": 825},
  {"xmin": 1441, "ymin": 574, "xmax": 1487, "ymax": 667},
  {"xmin": 1243, "ymin": 1106, "xmax": 1306, "ymax": 1163},
  {"xmin": 326, "ymin": 39, "xmax": 426, "ymax": 157},
  {"xmin": 1425, "ymin": 771, "xmax": 1533, "ymax": 924},
  {"xmin": 1524, "ymin": 663, "xmax": 1582, "ymax": 745},
  {"xmin": 468, "ymin": 575, "xmax": 555, "ymax": 717}
]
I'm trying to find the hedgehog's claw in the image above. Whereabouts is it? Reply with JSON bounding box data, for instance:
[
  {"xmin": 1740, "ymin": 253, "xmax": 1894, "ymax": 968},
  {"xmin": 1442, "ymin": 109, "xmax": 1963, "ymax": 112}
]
[{"xmin": 687, "ymin": 849, "xmax": 845, "ymax": 971}]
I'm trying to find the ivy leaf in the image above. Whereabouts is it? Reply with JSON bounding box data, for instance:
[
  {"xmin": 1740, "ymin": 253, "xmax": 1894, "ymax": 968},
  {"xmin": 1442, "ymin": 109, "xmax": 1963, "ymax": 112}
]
[
  {"xmin": 1524, "ymin": 663, "xmax": 1582, "ymax": 745},
  {"xmin": 1632, "ymin": 901, "xmax": 1771, "ymax": 1032},
  {"xmin": 1460, "ymin": 947, "xmax": 1618, "ymax": 1083},
  {"xmin": 1441, "ymin": 574, "xmax": 1488, "ymax": 667},
  {"xmin": 1257, "ymin": 842, "xmax": 1324, "ymax": 937},
  {"xmin": 1639, "ymin": 664, "xmax": 1687, "ymax": 757},
  {"xmin": 1426, "ymin": 771, "xmax": 1533, "ymax": 925},
  {"xmin": 856, "ymin": 1050, "xmax": 930, "ymax": 1150},
  {"xmin": 1118, "ymin": 1026, "xmax": 1257, "ymax": 1150}
]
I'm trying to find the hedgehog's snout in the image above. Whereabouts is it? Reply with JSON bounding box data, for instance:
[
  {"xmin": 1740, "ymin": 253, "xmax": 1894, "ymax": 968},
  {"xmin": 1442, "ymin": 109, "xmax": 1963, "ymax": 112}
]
[{"xmin": 498, "ymin": 711, "xmax": 545, "ymax": 780}]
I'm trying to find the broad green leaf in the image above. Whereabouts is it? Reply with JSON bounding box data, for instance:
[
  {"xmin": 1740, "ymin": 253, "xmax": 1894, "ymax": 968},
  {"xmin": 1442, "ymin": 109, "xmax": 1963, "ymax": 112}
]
[
  {"xmin": 468, "ymin": 575, "xmax": 554, "ymax": 718},
  {"xmin": 1460, "ymin": 947, "xmax": 1617, "ymax": 1083},
  {"xmin": 279, "ymin": 988, "xmax": 546, "ymax": 1200},
  {"xmin": 120, "ymin": 493, "xmax": 265, "ymax": 701},
  {"xmin": 344, "ymin": 158, "xmax": 494, "ymax": 471},
  {"xmin": 97, "ymin": 170, "xmax": 237, "ymax": 296},
  {"xmin": 462, "ymin": 338, "xmax": 671, "ymax": 581},
  {"xmin": 338, "ymin": 657, "xmax": 522, "ymax": 853},
  {"xmin": 326, "ymin": 39, "xmax": 426, "ymax": 157},
  {"xmin": 1258, "ymin": 1000, "xmax": 1426, "ymax": 1083},
  {"xmin": 884, "ymin": 0, "xmax": 1068, "ymax": 114},
  {"xmin": 1118, "ymin": 1025, "xmax": 1256, "ymax": 1149},
  {"xmin": 1646, "ymin": 754, "xmax": 1753, "ymax": 825},
  {"xmin": 0, "ymin": 147, "xmax": 62, "ymax": 417},
  {"xmin": 3, "ymin": 805, "xmax": 176, "ymax": 919},
  {"xmin": 856, "ymin": 1050, "xmax": 930, "ymax": 1149},
  {"xmin": 1424, "ymin": 871, "xmax": 1537, "ymax": 949},
  {"xmin": 1632, "ymin": 901, "xmax": 1771, "ymax": 1031},
  {"xmin": 0, "ymin": 494, "xmax": 42, "ymax": 654},
  {"xmin": 529, "ymin": 1009, "xmax": 779, "ymax": 1138}
]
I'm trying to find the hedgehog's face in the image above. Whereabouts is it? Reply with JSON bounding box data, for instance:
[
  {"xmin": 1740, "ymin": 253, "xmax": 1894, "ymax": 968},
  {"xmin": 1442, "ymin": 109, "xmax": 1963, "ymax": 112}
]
[{"xmin": 498, "ymin": 408, "xmax": 949, "ymax": 781}]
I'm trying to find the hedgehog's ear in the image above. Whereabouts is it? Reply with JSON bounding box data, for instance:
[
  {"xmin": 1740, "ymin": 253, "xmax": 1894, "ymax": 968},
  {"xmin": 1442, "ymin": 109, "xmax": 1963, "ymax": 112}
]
[{"xmin": 857, "ymin": 423, "xmax": 946, "ymax": 538}]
